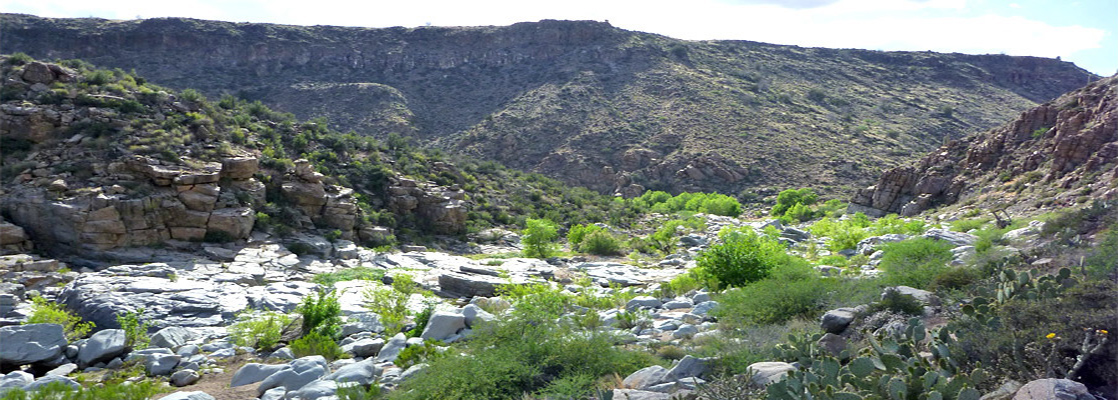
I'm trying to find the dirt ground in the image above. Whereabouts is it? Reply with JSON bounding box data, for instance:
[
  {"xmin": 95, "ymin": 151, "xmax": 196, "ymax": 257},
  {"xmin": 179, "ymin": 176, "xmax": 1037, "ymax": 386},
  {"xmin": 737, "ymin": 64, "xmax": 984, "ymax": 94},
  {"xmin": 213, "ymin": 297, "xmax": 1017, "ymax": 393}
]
[{"xmin": 160, "ymin": 354, "xmax": 260, "ymax": 400}]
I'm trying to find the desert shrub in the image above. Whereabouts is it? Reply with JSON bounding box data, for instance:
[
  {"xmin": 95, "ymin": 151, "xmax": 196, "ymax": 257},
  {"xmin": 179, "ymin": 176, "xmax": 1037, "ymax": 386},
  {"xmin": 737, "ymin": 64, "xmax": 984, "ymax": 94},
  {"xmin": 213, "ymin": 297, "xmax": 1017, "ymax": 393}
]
[
  {"xmin": 290, "ymin": 331, "xmax": 345, "ymax": 361},
  {"xmin": 1083, "ymin": 227, "xmax": 1118, "ymax": 279},
  {"xmin": 783, "ymin": 202, "xmax": 814, "ymax": 223},
  {"xmin": 179, "ymin": 88, "xmax": 205, "ymax": 103},
  {"xmin": 868, "ymin": 287, "xmax": 925, "ymax": 315},
  {"xmin": 809, "ymin": 215, "xmax": 872, "ymax": 252},
  {"xmin": 116, "ymin": 309, "xmax": 150, "ymax": 350},
  {"xmin": 229, "ymin": 309, "xmax": 292, "ymax": 350},
  {"xmin": 817, "ymin": 254, "xmax": 848, "ymax": 268},
  {"xmin": 816, "ymin": 199, "xmax": 847, "ymax": 218},
  {"xmin": 566, "ymin": 223, "xmax": 604, "ymax": 249},
  {"xmin": 656, "ymin": 344, "xmax": 687, "ymax": 360},
  {"xmin": 405, "ymin": 304, "xmax": 436, "ymax": 338},
  {"xmin": 578, "ymin": 229, "xmax": 622, "ymax": 255},
  {"xmin": 395, "ymin": 339, "xmax": 445, "ymax": 368},
  {"xmin": 0, "ymin": 380, "xmax": 164, "ymax": 400},
  {"xmin": 312, "ymin": 267, "xmax": 385, "ymax": 288},
  {"xmin": 771, "ymin": 188, "xmax": 817, "ymax": 218},
  {"xmin": 24, "ymin": 296, "xmax": 94, "ymax": 341},
  {"xmin": 5, "ymin": 52, "xmax": 32, "ymax": 65},
  {"xmin": 695, "ymin": 228, "xmax": 801, "ymax": 289},
  {"xmin": 715, "ymin": 276, "xmax": 836, "ymax": 325},
  {"xmin": 389, "ymin": 291, "xmax": 658, "ymax": 400},
  {"xmin": 949, "ymin": 217, "xmax": 989, "ymax": 232},
  {"xmin": 364, "ymin": 285, "xmax": 410, "ymax": 335},
  {"xmin": 298, "ymin": 290, "xmax": 342, "ymax": 338},
  {"xmin": 930, "ymin": 267, "xmax": 982, "ymax": 291},
  {"xmin": 665, "ymin": 272, "xmax": 703, "ymax": 297},
  {"xmin": 878, "ymin": 238, "xmax": 954, "ymax": 289},
  {"xmin": 336, "ymin": 383, "xmax": 382, "ymax": 400},
  {"xmin": 85, "ymin": 69, "xmax": 114, "ymax": 85},
  {"xmin": 868, "ymin": 214, "xmax": 927, "ymax": 235}
]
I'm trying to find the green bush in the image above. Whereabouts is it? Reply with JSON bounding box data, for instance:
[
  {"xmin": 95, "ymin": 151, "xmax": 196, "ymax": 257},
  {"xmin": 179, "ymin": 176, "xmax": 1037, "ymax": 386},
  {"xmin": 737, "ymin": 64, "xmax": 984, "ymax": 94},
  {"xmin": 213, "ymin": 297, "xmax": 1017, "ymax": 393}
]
[
  {"xmin": 818, "ymin": 254, "xmax": 848, "ymax": 268},
  {"xmin": 336, "ymin": 383, "xmax": 382, "ymax": 400},
  {"xmin": 566, "ymin": 223, "xmax": 605, "ymax": 249},
  {"xmin": 521, "ymin": 218, "xmax": 559, "ymax": 259},
  {"xmin": 950, "ymin": 218, "xmax": 989, "ymax": 232},
  {"xmin": 24, "ymin": 296, "xmax": 94, "ymax": 341},
  {"xmin": 783, "ymin": 202, "xmax": 815, "ymax": 223},
  {"xmin": 878, "ymin": 238, "xmax": 954, "ymax": 289},
  {"xmin": 229, "ymin": 309, "xmax": 292, "ymax": 350},
  {"xmin": 0, "ymin": 380, "xmax": 164, "ymax": 400},
  {"xmin": 406, "ymin": 304, "xmax": 436, "ymax": 338},
  {"xmin": 5, "ymin": 52, "xmax": 33, "ymax": 65},
  {"xmin": 290, "ymin": 331, "xmax": 345, "ymax": 361},
  {"xmin": 771, "ymin": 188, "xmax": 817, "ymax": 217},
  {"xmin": 700, "ymin": 194, "xmax": 743, "ymax": 217},
  {"xmin": 116, "ymin": 309, "xmax": 150, "ymax": 350},
  {"xmin": 635, "ymin": 191, "xmax": 741, "ymax": 217},
  {"xmin": 364, "ymin": 285, "xmax": 410, "ymax": 335},
  {"xmin": 298, "ymin": 290, "xmax": 342, "ymax": 338},
  {"xmin": 389, "ymin": 291, "xmax": 658, "ymax": 400},
  {"xmin": 1083, "ymin": 227, "xmax": 1118, "ymax": 279},
  {"xmin": 665, "ymin": 272, "xmax": 703, "ymax": 297},
  {"xmin": 930, "ymin": 267, "xmax": 982, "ymax": 291},
  {"xmin": 716, "ymin": 276, "xmax": 837, "ymax": 325},
  {"xmin": 809, "ymin": 214, "xmax": 875, "ymax": 252},
  {"xmin": 868, "ymin": 214, "xmax": 927, "ymax": 235},
  {"xmin": 395, "ymin": 339, "xmax": 445, "ymax": 368},
  {"xmin": 578, "ymin": 230, "xmax": 622, "ymax": 255},
  {"xmin": 695, "ymin": 228, "xmax": 799, "ymax": 289}
]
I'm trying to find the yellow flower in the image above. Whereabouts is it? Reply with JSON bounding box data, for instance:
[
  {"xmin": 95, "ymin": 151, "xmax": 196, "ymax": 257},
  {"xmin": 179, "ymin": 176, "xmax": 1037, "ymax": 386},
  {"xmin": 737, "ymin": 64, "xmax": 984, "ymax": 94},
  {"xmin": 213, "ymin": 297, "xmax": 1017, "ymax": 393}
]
[
  {"xmin": 1099, "ymin": 330, "xmax": 1109, "ymax": 336},
  {"xmin": 1046, "ymin": 333, "xmax": 1057, "ymax": 339}
]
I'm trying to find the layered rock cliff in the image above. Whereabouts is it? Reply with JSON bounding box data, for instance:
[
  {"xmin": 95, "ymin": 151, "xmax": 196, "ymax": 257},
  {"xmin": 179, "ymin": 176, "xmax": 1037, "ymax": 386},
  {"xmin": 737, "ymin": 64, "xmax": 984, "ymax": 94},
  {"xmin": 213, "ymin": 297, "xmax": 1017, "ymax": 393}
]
[
  {"xmin": 1, "ymin": 14, "xmax": 1096, "ymax": 196},
  {"xmin": 0, "ymin": 58, "xmax": 467, "ymax": 261},
  {"xmin": 851, "ymin": 75, "xmax": 1118, "ymax": 216}
]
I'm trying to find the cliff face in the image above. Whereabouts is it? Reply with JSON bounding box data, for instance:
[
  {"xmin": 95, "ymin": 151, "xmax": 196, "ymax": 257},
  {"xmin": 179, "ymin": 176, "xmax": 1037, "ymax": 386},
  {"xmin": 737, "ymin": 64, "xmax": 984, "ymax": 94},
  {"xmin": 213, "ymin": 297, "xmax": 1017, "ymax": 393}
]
[
  {"xmin": 851, "ymin": 76, "xmax": 1118, "ymax": 216},
  {"xmin": 0, "ymin": 58, "xmax": 467, "ymax": 262},
  {"xmin": 2, "ymin": 14, "xmax": 1097, "ymax": 196}
]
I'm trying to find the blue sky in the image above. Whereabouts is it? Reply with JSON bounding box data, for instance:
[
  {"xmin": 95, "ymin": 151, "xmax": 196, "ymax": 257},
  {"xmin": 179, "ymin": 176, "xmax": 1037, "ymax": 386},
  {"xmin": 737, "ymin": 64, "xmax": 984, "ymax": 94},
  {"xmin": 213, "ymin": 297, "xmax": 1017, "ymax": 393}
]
[{"xmin": 4, "ymin": 0, "xmax": 1114, "ymax": 75}]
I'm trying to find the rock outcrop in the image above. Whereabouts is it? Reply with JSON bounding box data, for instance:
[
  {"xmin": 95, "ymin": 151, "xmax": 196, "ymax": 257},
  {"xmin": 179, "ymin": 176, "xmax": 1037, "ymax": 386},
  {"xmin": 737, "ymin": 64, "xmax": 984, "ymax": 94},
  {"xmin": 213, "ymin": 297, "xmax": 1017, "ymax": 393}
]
[
  {"xmin": 852, "ymin": 76, "xmax": 1118, "ymax": 216},
  {"xmin": 2, "ymin": 155, "xmax": 261, "ymax": 252}
]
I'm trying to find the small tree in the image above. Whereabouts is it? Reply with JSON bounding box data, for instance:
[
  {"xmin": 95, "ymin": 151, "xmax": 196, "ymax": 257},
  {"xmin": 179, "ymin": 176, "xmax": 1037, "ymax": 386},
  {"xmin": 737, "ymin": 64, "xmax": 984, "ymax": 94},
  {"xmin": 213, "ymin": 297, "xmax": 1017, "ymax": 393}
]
[{"xmin": 521, "ymin": 218, "xmax": 559, "ymax": 259}]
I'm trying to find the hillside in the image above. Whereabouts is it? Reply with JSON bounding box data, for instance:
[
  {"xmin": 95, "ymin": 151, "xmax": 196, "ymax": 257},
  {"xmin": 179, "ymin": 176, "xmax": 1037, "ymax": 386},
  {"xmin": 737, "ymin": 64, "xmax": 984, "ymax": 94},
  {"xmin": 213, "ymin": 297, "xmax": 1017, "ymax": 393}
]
[
  {"xmin": 0, "ymin": 14, "xmax": 1097, "ymax": 197},
  {"xmin": 851, "ymin": 75, "xmax": 1118, "ymax": 217},
  {"xmin": 0, "ymin": 56, "xmax": 637, "ymax": 264},
  {"xmin": 0, "ymin": 57, "xmax": 1115, "ymax": 400}
]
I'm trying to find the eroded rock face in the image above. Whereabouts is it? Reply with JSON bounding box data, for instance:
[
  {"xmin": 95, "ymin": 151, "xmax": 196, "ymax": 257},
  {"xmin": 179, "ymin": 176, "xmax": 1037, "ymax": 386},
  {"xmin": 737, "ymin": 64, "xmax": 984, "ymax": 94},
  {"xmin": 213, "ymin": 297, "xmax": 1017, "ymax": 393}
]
[
  {"xmin": 1, "ymin": 155, "xmax": 265, "ymax": 255},
  {"xmin": 852, "ymin": 76, "xmax": 1118, "ymax": 216},
  {"xmin": 386, "ymin": 179, "xmax": 466, "ymax": 234}
]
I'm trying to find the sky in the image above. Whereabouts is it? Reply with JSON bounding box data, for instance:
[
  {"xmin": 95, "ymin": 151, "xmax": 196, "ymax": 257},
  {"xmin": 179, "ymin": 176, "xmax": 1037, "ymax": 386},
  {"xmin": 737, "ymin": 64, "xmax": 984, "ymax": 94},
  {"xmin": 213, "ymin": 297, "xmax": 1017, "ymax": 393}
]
[{"xmin": 4, "ymin": 0, "xmax": 1115, "ymax": 76}]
